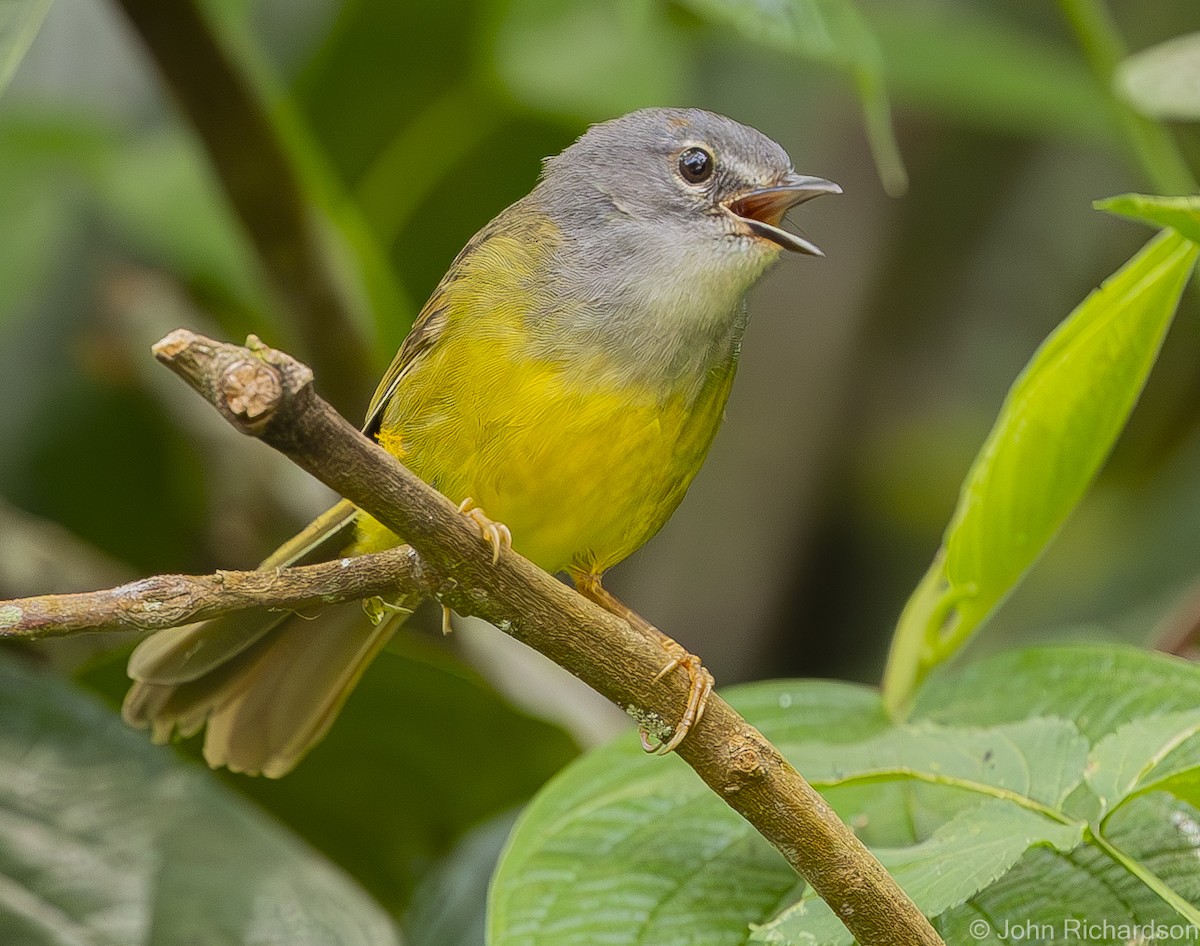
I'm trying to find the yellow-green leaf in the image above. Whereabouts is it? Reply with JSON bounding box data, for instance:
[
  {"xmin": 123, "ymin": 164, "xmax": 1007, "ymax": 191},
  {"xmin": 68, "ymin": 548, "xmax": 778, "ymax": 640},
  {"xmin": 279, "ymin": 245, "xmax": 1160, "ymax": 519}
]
[
  {"xmin": 1096, "ymin": 193, "xmax": 1200, "ymax": 245},
  {"xmin": 883, "ymin": 231, "xmax": 1198, "ymax": 714}
]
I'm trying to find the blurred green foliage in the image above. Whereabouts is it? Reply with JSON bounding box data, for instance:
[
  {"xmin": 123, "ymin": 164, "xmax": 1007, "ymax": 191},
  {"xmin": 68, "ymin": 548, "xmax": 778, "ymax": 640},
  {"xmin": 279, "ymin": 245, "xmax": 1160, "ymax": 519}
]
[
  {"xmin": 1117, "ymin": 30, "xmax": 1200, "ymax": 122},
  {"xmin": 2, "ymin": 0, "xmax": 1200, "ymax": 943},
  {"xmin": 0, "ymin": 654, "xmax": 402, "ymax": 946},
  {"xmin": 77, "ymin": 632, "xmax": 578, "ymax": 917}
]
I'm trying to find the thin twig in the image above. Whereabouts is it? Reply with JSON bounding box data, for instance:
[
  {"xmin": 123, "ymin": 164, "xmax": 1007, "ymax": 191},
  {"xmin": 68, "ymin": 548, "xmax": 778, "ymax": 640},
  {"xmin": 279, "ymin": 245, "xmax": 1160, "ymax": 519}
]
[
  {"xmin": 118, "ymin": 328, "xmax": 939, "ymax": 946},
  {"xmin": 0, "ymin": 546, "xmax": 425, "ymax": 640}
]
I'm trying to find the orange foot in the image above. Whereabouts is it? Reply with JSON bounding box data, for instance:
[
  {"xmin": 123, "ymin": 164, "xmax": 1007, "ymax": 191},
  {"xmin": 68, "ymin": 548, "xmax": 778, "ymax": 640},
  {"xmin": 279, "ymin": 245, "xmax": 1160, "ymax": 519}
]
[
  {"xmin": 441, "ymin": 499, "xmax": 513, "ymax": 636},
  {"xmin": 458, "ymin": 497, "xmax": 512, "ymax": 565},
  {"xmin": 642, "ymin": 639, "xmax": 714, "ymax": 755},
  {"xmin": 573, "ymin": 572, "xmax": 714, "ymax": 755}
]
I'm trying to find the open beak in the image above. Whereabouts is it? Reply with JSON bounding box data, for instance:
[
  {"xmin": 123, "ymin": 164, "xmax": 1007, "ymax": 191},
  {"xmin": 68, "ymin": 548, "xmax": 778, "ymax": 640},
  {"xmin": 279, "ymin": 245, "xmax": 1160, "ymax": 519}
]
[{"xmin": 724, "ymin": 173, "xmax": 842, "ymax": 256}]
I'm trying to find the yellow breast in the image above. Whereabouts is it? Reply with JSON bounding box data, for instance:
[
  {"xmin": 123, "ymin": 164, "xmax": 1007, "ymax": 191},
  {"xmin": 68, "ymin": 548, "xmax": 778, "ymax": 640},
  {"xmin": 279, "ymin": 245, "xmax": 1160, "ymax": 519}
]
[
  {"xmin": 376, "ymin": 325, "xmax": 732, "ymax": 574},
  {"xmin": 354, "ymin": 209, "xmax": 737, "ymax": 576}
]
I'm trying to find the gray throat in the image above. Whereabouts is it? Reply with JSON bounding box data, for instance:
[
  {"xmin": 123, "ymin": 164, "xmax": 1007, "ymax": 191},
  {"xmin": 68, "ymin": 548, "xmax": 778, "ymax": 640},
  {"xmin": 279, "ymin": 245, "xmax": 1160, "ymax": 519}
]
[{"xmin": 524, "ymin": 209, "xmax": 753, "ymax": 400}]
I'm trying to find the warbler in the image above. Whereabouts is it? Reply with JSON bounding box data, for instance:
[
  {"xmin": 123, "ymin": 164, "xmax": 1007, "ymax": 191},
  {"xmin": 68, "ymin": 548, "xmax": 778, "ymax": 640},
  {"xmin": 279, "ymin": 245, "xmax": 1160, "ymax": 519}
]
[{"xmin": 123, "ymin": 107, "xmax": 839, "ymax": 777}]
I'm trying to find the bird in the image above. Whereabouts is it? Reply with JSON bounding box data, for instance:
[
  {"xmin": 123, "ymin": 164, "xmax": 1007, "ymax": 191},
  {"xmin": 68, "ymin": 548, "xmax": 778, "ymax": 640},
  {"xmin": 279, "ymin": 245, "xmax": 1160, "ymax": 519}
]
[{"xmin": 122, "ymin": 107, "xmax": 840, "ymax": 777}]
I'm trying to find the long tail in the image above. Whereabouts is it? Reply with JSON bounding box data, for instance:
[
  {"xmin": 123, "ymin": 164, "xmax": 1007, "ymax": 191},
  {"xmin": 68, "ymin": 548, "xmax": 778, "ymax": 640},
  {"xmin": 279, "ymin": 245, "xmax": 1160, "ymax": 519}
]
[{"xmin": 123, "ymin": 500, "xmax": 416, "ymax": 778}]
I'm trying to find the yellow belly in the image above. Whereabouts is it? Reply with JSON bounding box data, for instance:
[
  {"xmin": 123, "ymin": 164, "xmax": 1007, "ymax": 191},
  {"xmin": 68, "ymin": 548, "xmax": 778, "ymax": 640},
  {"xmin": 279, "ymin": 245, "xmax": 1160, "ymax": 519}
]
[{"xmin": 357, "ymin": 320, "xmax": 734, "ymax": 576}]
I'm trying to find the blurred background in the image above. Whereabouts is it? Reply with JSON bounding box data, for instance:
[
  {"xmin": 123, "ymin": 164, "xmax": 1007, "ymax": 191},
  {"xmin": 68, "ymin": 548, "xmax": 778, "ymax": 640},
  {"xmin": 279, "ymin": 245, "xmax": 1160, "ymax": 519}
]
[{"xmin": 1, "ymin": 0, "xmax": 1198, "ymax": 939}]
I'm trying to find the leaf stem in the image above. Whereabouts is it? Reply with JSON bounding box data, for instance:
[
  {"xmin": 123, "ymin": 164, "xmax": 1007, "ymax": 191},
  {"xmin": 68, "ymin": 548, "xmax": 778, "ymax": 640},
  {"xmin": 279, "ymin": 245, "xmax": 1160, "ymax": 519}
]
[
  {"xmin": 815, "ymin": 769, "xmax": 1079, "ymax": 826},
  {"xmin": 1087, "ymin": 828, "xmax": 1200, "ymax": 928}
]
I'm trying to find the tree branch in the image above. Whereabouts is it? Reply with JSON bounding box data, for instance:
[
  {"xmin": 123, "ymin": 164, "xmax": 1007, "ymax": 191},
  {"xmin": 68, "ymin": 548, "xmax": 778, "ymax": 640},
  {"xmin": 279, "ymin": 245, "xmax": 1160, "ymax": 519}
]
[
  {"xmin": 5, "ymin": 329, "xmax": 943, "ymax": 946},
  {"xmin": 0, "ymin": 546, "xmax": 425, "ymax": 640}
]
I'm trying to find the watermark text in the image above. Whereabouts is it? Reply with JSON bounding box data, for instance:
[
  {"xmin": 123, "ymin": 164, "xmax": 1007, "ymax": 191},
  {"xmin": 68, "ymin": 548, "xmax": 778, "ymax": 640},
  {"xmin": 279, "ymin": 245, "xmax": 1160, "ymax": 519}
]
[{"xmin": 969, "ymin": 918, "xmax": 1199, "ymax": 941}]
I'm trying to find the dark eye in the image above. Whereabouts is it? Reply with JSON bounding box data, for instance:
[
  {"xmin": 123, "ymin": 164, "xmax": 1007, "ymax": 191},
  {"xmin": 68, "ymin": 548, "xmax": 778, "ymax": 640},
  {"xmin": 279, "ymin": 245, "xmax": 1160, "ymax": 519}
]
[{"xmin": 678, "ymin": 147, "xmax": 714, "ymax": 184}]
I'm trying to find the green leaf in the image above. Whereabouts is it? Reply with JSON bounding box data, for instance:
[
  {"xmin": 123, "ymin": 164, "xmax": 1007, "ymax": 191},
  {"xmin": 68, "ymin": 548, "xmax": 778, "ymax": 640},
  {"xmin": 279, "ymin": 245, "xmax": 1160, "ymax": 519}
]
[
  {"xmin": 1141, "ymin": 769, "xmax": 1200, "ymax": 816},
  {"xmin": 78, "ymin": 632, "xmax": 579, "ymax": 917},
  {"xmin": 488, "ymin": 681, "xmax": 882, "ymax": 946},
  {"xmin": 752, "ymin": 802, "xmax": 1083, "ymax": 945},
  {"xmin": 0, "ymin": 0, "xmax": 50, "ymax": 99},
  {"xmin": 916, "ymin": 644, "xmax": 1200, "ymax": 741},
  {"xmin": 1087, "ymin": 711, "xmax": 1200, "ymax": 817},
  {"xmin": 1096, "ymin": 193, "xmax": 1200, "ymax": 245},
  {"xmin": 489, "ymin": 647, "xmax": 1200, "ymax": 946},
  {"xmin": 488, "ymin": 685, "xmax": 1090, "ymax": 946},
  {"xmin": 1116, "ymin": 31, "xmax": 1200, "ymax": 122},
  {"xmin": 935, "ymin": 794, "xmax": 1200, "ymax": 943},
  {"xmin": 404, "ymin": 810, "xmax": 518, "ymax": 946},
  {"xmin": 883, "ymin": 231, "xmax": 1199, "ymax": 714},
  {"xmin": 674, "ymin": 0, "xmax": 907, "ymax": 195},
  {"xmin": 1108, "ymin": 793, "xmax": 1200, "ymax": 909},
  {"xmin": 0, "ymin": 654, "xmax": 400, "ymax": 946},
  {"xmin": 796, "ymin": 717, "xmax": 1088, "ymax": 811}
]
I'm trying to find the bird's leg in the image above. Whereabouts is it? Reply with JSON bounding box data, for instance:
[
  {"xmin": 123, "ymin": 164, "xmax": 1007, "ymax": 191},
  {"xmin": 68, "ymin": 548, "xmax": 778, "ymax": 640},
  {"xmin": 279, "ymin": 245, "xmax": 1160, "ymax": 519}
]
[
  {"xmin": 647, "ymin": 642, "xmax": 714, "ymax": 754},
  {"xmin": 572, "ymin": 573, "xmax": 655, "ymax": 635},
  {"xmin": 458, "ymin": 497, "xmax": 512, "ymax": 565},
  {"xmin": 573, "ymin": 572, "xmax": 714, "ymax": 755}
]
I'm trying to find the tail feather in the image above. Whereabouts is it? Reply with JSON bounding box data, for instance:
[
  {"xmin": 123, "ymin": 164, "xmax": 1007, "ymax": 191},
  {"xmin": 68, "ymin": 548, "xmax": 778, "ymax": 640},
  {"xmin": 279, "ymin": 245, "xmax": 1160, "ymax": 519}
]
[
  {"xmin": 202, "ymin": 603, "xmax": 412, "ymax": 778},
  {"xmin": 126, "ymin": 611, "xmax": 288, "ymax": 687},
  {"xmin": 123, "ymin": 499, "xmax": 411, "ymax": 777},
  {"xmin": 124, "ymin": 618, "xmax": 292, "ymax": 742},
  {"xmin": 126, "ymin": 499, "xmax": 360, "ymax": 688},
  {"xmin": 260, "ymin": 498, "xmax": 363, "ymax": 569}
]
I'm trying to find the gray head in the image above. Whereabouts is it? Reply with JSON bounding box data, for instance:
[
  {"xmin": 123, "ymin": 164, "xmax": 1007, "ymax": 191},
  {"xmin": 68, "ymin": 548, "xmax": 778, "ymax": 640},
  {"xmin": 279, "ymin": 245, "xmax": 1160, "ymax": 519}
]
[
  {"xmin": 537, "ymin": 107, "xmax": 840, "ymax": 263},
  {"xmin": 524, "ymin": 108, "xmax": 840, "ymax": 388}
]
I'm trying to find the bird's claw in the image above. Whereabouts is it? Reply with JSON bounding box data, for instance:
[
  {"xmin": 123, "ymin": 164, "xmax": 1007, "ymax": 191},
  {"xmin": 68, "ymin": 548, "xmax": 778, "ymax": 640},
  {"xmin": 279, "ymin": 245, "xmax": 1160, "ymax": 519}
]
[
  {"xmin": 570, "ymin": 572, "xmax": 712, "ymax": 756},
  {"xmin": 442, "ymin": 499, "xmax": 511, "ymax": 634},
  {"xmin": 641, "ymin": 640, "xmax": 714, "ymax": 755},
  {"xmin": 458, "ymin": 497, "xmax": 512, "ymax": 565}
]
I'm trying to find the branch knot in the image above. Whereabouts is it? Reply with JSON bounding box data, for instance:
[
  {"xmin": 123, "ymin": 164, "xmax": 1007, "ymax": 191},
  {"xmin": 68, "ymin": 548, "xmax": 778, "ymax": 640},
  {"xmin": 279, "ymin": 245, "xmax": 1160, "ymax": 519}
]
[
  {"xmin": 221, "ymin": 359, "xmax": 282, "ymax": 428},
  {"xmin": 722, "ymin": 733, "xmax": 773, "ymax": 794}
]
